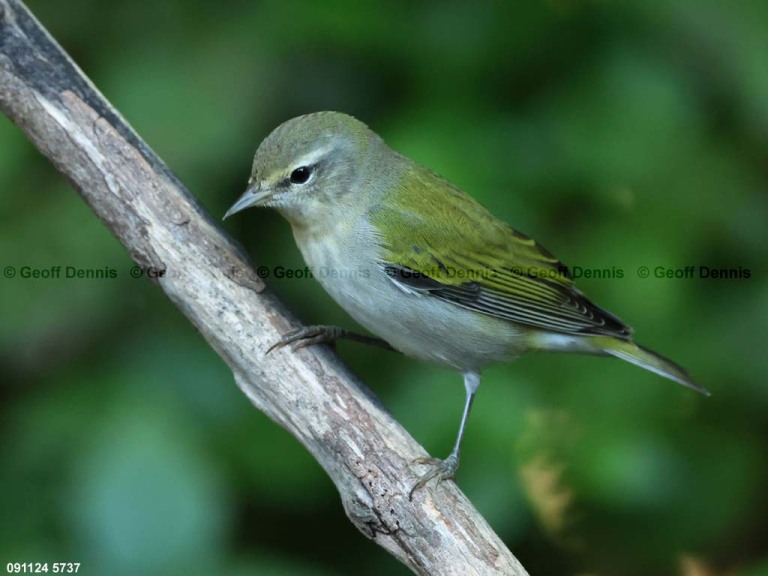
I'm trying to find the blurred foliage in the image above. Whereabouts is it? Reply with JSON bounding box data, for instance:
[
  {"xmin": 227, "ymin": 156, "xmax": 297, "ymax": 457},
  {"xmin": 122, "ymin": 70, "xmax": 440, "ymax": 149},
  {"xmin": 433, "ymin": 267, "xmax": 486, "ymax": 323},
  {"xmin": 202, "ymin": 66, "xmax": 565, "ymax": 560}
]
[{"xmin": 1, "ymin": 1, "xmax": 767, "ymax": 575}]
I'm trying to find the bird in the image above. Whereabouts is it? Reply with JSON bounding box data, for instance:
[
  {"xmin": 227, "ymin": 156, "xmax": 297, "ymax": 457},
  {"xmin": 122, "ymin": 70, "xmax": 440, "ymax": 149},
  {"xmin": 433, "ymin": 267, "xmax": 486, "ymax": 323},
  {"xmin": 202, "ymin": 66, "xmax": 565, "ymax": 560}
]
[{"xmin": 224, "ymin": 111, "xmax": 708, "ymax": 496}]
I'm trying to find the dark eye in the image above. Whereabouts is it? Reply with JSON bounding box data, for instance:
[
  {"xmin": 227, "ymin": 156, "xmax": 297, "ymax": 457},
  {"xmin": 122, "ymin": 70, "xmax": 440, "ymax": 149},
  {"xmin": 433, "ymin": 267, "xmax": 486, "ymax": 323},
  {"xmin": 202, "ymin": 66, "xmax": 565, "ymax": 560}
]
[{"xmin": 289, "ymin": 166, "xmax": 312, "ymax": 185}]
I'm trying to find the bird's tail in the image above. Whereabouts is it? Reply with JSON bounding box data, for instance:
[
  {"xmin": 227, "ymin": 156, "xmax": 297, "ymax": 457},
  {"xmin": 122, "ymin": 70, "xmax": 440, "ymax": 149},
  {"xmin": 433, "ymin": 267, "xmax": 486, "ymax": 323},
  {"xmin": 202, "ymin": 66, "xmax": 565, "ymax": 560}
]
[{"xmin": 599, "ymin": 338, "xmax": 710, "ymax": 396}]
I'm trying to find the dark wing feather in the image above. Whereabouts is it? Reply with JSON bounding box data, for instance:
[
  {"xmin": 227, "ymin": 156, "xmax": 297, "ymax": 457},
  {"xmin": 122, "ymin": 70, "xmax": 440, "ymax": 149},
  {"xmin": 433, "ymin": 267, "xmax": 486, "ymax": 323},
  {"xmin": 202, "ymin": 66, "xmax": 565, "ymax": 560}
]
[
  {"xmin": 372, "ymin": 163, "xmax": 632, "ymax": 340},
  {"xmin": 385, "ymin": 264, "xmax": 631, "ymax": 339}
]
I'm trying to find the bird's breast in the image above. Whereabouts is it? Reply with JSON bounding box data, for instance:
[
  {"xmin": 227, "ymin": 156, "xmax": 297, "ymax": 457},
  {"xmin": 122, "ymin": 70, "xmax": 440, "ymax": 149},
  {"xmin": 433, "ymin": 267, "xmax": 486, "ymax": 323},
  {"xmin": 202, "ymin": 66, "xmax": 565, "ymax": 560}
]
[
  {"xmin": 291, "ymin": 220, "xmax": 523, "ymax": 371},
  {"xmin": 292, "ymin": 219, "xmax": 384, "ymax": 311}
]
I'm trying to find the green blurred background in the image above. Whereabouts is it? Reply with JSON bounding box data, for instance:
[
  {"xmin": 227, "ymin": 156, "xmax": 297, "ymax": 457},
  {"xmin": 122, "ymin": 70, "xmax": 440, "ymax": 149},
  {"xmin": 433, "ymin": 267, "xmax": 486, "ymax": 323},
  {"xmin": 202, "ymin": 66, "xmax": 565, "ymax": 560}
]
[{"xmin": 1, "ymin": 1, "xmax": 767, "ymax": 575}]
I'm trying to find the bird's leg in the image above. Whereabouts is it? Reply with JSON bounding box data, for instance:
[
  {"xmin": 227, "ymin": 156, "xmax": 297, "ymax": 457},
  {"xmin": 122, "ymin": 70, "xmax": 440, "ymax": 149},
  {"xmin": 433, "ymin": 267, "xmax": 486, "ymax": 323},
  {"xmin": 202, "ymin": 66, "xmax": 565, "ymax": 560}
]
[
  {"xmin": 409, "ymin": 371, "xmax": 480, "ymax": 499},
  {"xmin": 266, "ymin": 325, "xmax": 396, "ymax": 354}
]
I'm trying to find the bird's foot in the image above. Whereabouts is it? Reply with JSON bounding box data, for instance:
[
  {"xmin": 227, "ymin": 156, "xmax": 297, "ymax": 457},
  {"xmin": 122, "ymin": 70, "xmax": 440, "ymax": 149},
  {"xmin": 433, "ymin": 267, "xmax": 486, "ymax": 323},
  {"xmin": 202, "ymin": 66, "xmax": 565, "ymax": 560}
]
[
  {"xmin": 266, "ymin": 325, "xmax": 343, "ymax": 354},
  {"xmin": 267, "ymin": 325, "xmax": 395, "ymax": 354},
  {"xmin": 409, "ymin": 453, "xmax": 459, "ymax": 500}
]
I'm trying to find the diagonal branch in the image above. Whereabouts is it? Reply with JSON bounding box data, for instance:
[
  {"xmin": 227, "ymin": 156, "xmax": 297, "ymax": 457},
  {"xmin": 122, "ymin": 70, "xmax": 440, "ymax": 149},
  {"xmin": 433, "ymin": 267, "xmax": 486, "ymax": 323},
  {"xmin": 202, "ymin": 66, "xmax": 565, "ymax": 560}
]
[{"xmin": 0, "ymin": 1, "xmax": 529, "ymax": 574}]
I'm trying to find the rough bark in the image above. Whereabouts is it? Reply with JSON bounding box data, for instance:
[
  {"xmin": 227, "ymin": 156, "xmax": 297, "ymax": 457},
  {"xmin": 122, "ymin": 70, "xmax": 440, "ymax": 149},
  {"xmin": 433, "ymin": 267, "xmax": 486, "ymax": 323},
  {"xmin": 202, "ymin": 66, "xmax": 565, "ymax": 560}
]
[{"xmin": 0, "ymin": 1, "xmax": 529, "ymax": 574}]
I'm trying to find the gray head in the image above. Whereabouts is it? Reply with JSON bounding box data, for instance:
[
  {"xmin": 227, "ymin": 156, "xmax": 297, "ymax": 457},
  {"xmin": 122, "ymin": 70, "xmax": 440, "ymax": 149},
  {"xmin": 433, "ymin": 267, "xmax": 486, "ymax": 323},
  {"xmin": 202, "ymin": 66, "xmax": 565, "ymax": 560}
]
[{"xmin": 224, "ymin": 111, "xmax": 385, "ymax": 226}]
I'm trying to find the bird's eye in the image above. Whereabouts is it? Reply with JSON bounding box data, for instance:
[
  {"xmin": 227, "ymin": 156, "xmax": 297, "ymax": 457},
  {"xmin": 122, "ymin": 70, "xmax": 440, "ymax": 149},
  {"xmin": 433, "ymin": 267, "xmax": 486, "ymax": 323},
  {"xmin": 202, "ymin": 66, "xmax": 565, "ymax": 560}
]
[{"xmin": 289, "ymin": 166, "xmax": 312, "ymax": 185}]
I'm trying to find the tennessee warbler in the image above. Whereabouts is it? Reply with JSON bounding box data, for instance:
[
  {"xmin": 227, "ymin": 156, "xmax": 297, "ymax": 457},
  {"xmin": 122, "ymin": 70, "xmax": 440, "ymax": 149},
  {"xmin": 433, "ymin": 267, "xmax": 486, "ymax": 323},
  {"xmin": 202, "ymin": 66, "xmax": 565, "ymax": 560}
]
[{"xmin": 225, "ymin": 111, "xmax": 708, "ymax": 495}]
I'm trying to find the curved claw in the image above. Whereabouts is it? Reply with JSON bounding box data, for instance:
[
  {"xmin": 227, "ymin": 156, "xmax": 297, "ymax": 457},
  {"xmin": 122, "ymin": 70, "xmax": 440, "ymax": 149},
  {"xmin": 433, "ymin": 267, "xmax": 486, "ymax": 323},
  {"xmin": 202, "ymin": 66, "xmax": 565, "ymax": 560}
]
[
  {"xmin": 266, "ymin": 325, "xmax": 395, "ymax": 356},
  {"xmin": 409, "ymin": 454, "xmax": 459, "ymax": 500},
  {"xmin": 266, "ymin": 326, "xmax": 335, "ymax": 355}
]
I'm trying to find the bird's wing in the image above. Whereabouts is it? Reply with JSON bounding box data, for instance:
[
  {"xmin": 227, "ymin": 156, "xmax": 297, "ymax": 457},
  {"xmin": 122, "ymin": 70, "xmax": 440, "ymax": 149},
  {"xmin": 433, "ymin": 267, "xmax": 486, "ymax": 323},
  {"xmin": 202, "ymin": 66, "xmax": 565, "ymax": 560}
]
[{"xmin": 370, "ymin": 165, "xmax": 632, "ymax": 339}]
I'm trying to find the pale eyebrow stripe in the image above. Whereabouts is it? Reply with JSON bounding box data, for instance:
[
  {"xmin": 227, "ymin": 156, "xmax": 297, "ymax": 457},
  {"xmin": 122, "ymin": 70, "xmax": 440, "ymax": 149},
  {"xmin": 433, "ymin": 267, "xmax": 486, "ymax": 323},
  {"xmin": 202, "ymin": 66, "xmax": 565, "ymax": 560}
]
[
  {"xmin": 292, "ymin": 144, "xmax": 334, "ymax": 169},
  {"xmin": 263, "ymin": 144, "xmax": 335, "ymax": 187}
]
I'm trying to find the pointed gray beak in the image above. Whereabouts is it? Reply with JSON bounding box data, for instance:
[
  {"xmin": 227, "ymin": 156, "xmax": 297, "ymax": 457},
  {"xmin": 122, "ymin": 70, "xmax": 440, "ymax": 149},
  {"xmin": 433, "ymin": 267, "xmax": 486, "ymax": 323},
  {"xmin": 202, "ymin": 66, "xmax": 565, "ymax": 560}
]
[{"xmin": 223, "ymin": 181, "xmax": 272, "ymax": 220}]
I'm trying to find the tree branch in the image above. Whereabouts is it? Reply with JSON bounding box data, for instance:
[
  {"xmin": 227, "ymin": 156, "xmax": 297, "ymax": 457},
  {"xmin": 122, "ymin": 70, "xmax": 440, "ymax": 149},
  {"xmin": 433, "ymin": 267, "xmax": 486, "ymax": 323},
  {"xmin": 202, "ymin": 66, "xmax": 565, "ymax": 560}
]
[{"xmin": 0, "ymin": 1, "xmax": 529, "ymax": 574}]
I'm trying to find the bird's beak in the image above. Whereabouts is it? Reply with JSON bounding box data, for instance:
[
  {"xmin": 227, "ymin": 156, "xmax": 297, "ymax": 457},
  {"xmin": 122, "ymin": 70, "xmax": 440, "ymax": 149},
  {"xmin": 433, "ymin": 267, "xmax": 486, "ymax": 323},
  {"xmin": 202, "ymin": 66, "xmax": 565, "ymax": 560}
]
[{"xmin": 223, "ymin": 181, "xmax": 272, "ymax": 220}]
